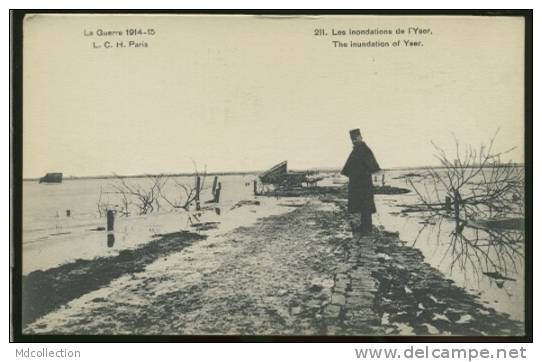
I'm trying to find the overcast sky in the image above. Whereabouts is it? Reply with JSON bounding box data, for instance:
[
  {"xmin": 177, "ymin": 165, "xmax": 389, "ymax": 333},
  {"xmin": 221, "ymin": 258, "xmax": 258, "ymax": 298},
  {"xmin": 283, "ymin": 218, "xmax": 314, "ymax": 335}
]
[{"xmin": 23, "ymin": 14, "xmax": 524, "ymax": 178}]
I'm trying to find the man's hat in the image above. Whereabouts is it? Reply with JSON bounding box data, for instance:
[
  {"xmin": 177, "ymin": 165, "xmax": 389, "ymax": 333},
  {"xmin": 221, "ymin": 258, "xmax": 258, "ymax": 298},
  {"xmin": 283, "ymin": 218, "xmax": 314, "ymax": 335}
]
[{"xmin": 349, "ymin": 129, "xmax": 361, "ymax": 141}]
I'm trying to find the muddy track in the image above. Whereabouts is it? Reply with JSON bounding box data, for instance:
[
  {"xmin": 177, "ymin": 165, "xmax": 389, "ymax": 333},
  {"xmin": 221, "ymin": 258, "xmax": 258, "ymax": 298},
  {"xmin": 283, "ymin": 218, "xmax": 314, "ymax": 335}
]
[
  {"xmin": 24, "ymin": 196, "xmax": 523, "ymax": 336},
  {"xmin": 26, "ymin": 200, "xmax": 380, "ymax": 335}
]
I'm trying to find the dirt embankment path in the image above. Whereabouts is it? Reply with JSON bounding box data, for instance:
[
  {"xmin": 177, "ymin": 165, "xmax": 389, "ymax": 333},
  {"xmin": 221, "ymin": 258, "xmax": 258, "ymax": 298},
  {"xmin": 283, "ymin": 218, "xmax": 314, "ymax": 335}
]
[
  {"xmin": 25, "ymin": 197, "xmax": 523, "ymax": 336},
  {"xmin": 22, "ymin": 231, "xmax": 204, "ymax": 328}
]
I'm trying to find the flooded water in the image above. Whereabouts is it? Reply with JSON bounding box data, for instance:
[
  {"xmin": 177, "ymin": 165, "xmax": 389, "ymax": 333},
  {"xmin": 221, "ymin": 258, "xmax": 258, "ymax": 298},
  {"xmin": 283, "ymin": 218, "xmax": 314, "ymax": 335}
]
[
  {"xmin": 22, "ymin": 168, "xmax": 525, "ymax": 322},
  {"xmin": 22, "ymin": 174, "xmax": 261, "ymax": 274},
  {"xmin": 371, "ymin": 169, "xmax": 525, "ymax": 322}
]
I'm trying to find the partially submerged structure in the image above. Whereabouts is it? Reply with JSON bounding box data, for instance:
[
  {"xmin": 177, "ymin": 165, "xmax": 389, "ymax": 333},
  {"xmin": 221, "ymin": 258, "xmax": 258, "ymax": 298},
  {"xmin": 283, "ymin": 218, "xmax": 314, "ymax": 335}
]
[
  {"xmin": 39, "ymin": 172, "xmax": 63, "ymax": 184},
  {"xmin": 259, "ymin": 161, "xmax": 322, "ymax": 188}
]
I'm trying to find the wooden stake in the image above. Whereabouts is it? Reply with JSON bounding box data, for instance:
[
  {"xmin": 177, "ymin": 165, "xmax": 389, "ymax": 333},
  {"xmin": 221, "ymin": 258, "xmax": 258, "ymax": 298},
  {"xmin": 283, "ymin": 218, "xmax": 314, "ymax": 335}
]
[
  {"xmin": 107, "ymin": 209, "xmax": 115, "ymax": 247},
  {"xmin": 445, "ymin": 196, "xmax": 452, "ymax": 211},
  {"xmin": 107, "ymin": 210, "xmax": 115, "ymax": 231},
  {"xmin": 453, "ymin": 190, "xmax": 461, "ymax": 222},
  {"xmin": 196, "ymin": 176, "xmax": 201, "ymax": 210},
  {"xmin": 214, "ymin": 182, "xmax": 222, "ymax": 203},
  {"xmin": 212, "ymin": 176, "xmax": 218, "ymax": 195}
]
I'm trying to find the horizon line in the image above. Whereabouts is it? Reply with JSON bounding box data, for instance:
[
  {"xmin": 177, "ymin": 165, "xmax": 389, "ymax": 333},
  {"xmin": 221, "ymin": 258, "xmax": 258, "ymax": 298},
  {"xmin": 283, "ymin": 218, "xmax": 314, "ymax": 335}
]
[{"xmin": 22, "ymin": 162, "xmax": 525, "ymax": 181}]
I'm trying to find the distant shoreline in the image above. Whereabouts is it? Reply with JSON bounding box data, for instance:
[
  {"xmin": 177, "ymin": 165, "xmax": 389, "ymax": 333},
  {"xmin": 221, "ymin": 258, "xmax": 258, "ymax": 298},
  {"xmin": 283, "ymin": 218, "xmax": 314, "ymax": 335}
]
[
  {"xmin": 23, "ymin": 171, "xmax": 262, "ymax": 182},
  {"xmin": 22, "ymin": 163, "xmax": 525, "ymax": 182}
]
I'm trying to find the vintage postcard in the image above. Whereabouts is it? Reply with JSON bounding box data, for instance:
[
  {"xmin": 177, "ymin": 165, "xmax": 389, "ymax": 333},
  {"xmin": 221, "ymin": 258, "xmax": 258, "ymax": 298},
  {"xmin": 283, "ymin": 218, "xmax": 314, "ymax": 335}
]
[{"xmin": 14, "ymin": 12, "xmax": 529, "ymax": 338}]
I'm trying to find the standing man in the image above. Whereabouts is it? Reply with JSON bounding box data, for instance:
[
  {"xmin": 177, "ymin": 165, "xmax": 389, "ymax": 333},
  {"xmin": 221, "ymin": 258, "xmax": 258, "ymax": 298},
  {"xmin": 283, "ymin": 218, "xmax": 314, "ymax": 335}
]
[{"xmin": 341, "ymin": 129, "xmax": 381, "ymax": 234}]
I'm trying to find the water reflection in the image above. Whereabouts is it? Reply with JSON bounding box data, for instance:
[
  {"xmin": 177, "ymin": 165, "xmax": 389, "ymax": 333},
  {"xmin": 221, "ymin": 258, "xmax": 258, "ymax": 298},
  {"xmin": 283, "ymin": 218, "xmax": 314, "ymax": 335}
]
[
  {"xmin": 403, "ymin": 211, "xmax": 525, "ymax": 319},
  {"xmin": 375, "ymin": 191, "xmax": 524, "ymax": 321},
  {"xmin": 411, "ymin": 215, "xmax": 524, "ymax": 284},
  {"xmin": 107, "ymin": 233, "xmax": 115, "ymax": 248}
]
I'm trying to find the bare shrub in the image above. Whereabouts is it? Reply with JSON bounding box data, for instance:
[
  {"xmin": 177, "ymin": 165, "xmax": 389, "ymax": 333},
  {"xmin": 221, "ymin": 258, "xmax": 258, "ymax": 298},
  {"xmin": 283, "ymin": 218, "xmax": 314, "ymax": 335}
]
[
  {"xmin": 109, "ymin": 174, "xmax": 168, "ymax": 215},
  {"xmin": 405, "ymin": 131, "xmax": 524, "ymax": 224},
  {"xmin": 158, "ymin": 164, "xmax": 207, "ymax": 211}
]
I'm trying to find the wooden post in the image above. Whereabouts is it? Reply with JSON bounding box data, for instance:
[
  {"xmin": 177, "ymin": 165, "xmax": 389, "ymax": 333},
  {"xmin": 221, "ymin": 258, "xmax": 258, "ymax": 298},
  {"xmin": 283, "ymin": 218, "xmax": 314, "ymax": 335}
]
[
  {"xmin": 214, "ymin": 182, "xmax": 222, "ymax": 203},
  {"xmin": 253, "ymin": 180, "xmax": 258, "ymax": 196},
  {"xmin": 212, "ymin": 176, "xmax": 218, "ymax": 195},
  {"xmin": 107, "ymin": 210, "xmax": 115, "ymax": 231},
  {"xmin": 107, "ymin": 209, "xmax": 115, "ymax": 247},
  {"xmin": 453, "ymin": 190, "xmax": 461, "ymax": 223},
  {"xmin": 445, "ymin": 196, "xmax": 452, "ymax": 211},
  {"xmin": 195, "ymin": 176, "xmax": 201, "ymax": 211}
]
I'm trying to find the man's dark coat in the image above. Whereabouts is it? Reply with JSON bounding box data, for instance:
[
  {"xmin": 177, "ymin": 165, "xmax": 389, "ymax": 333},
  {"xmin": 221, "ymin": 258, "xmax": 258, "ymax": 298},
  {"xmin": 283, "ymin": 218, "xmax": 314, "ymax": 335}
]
[{"xmin": 340, "ymin": 142, "xmax": 381, "ymax": 213}]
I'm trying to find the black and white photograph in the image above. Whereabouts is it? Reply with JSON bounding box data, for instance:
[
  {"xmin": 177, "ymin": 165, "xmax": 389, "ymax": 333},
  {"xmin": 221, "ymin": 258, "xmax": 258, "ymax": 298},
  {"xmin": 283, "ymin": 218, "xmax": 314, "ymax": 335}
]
[{"xmin": 11, "ymin": 11, "xmax": 531, "ymax": 341}]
